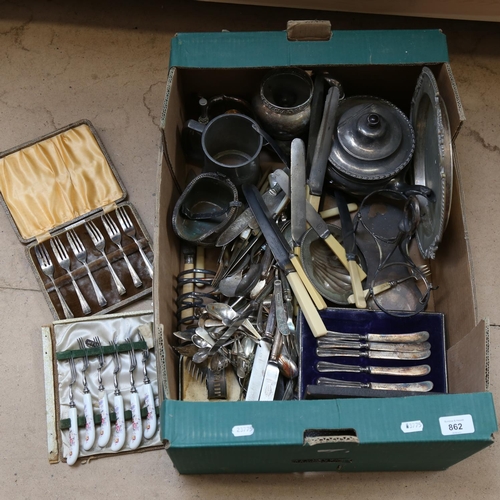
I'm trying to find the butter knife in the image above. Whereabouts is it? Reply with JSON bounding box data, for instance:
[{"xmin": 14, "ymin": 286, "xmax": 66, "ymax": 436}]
[
  {"xmin": 324, "ymin": 330, "xmax": 430, "ymax": 343},
  {"xmin": 316, "ymin": 339, "xmax": 431, "ymax": 352},
  {"xmin": 316, "ymin": 361, "xmax": 431, "ymax": 377},
  {"xmin": 316, "ymin": 348, "xmax": 431, "ymax": 360},
  {"xmin": 259, "ymin": 330, "xmax": 283, "ymax": 401},
  {"xmin": 316, "ymin": 377, "xmax": 434, "ymax": 392}
]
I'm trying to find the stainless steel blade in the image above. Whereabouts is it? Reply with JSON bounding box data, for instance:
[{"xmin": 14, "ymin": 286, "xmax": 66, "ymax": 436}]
[
  {"xmin": 316, "ymin": 348, "xmax": 432, "ymax": 360},
  {"xmin": 259, "ymin": 363, "xmax": 280, "ymax": 401},
  {"xmin": 316, "ymin": 362, "xmax": 432, "ymax": 377},
  {"xmin": 316, "ymin": 377, "xmax": 434, "ymax": 392},
  {"xmin": 290, "ymin": 138, "xmax": 307, "ymax": 246},
  {"xmin": 245, "ymin": 340, "xmax": 272, "ymax": 401},
  {"xmin": 308, "ymin": 85, "xmax": 341, "ymax": 197}
]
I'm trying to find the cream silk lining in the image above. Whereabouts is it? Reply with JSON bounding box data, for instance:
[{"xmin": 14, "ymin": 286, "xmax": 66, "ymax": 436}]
[{"xmin": 0, "ymin": 124, "xmax": 123, "ymax": 240}]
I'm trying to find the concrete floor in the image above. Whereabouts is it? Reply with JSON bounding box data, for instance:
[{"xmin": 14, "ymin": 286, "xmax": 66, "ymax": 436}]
[{"xmin": 0, "ymin": 0, "xmax": 498, "ymax": 497}]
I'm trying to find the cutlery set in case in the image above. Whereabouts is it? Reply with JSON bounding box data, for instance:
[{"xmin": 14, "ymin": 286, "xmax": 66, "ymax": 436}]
[{"xmin": 0, "ymin": 120, "xmax": 159, "ymax": 464}]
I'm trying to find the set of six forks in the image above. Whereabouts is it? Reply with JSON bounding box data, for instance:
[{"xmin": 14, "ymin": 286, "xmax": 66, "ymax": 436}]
[{"xmin": 34, "ymin": 206, "xmax": 153, "ymax": 318}]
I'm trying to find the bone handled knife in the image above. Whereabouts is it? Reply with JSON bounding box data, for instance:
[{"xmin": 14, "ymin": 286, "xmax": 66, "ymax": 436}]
[
  {"xmin": 272, "ymin": 168, "xmax": 366, "ymax": 282},
  {"xmin": 308, "ymin": 85, "xmax": 341, "ymax": 211},
  {"xmin": 316, "ymin": 377, "xmax": 434, "ymax": 392},
  {"xmin": 259, "ymin": 330, "xmax": 283, "ymax": 401},
  {"xmin": 316, "ymin": 348, "xmax": 432, "ymax": 360},
  {"xmin": 317, "ymin": 339, "xmax": 432, "ymax": 352},
  {"xmin": 243, "ymin": 184, "xmax": 328, "ymax": 338},
  {"xmin": 325, "ymin": 330, "xmax": 430, "ymax": 343},
  {"xmin": 316, "ymin": 361, "xmax": 432, "ymax": 376},
  {"xmin": 289, "ymin": 139, "xmax": 327, "ymax": 310},
  {"xmin": 335, "ymin": 189, "xmax": 366, "ymax": 308}
]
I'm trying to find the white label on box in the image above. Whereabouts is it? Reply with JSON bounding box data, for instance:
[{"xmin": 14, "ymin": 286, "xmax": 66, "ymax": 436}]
[
  {"xmin": 439, "ymin": 414, "xmax": 475, "ymax": 436},
  {"xmin": 232, "ymin": 424, "xmax": 255, "ymax": 437},
  {"xmin": 400, "ymin": 420, "xmax": 424, "ymax": 433}
]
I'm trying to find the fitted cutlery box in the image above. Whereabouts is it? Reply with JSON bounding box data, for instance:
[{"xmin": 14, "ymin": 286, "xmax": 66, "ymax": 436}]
[
  {"xmin": 0, "ymin": 119, "xmax": 154, "ymax": 319},
  {"xmin": 154, "ymin": 25, "xmax": 497, "ymax": 474}
]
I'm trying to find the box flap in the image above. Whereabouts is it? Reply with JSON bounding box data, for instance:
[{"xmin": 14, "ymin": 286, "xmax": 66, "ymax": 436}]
[
  {"xmin": 0, "ymin": 120, "xmax": 127, "ymax": 243},
  {"xmin": 170, "ymin": 29, "xmax": 449, "ymax": 69}
]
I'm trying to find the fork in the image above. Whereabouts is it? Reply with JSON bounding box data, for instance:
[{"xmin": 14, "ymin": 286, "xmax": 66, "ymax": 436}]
[
  {"xmin": 110, "ymin": 339, "xmax": 126, "ymax": 452},
  {"xmin": 126, "ymin": 337, "xmax": 142, "ymax": 449},
  {"xmin": 102, "ymin": 213, "xmax": 143, "ymax": 288},
  {"xmin": 34, "ymin": 243, "xmax": 74, "ymax": 319},
  {"xmin": 139, "ymin": 333, "xmax": 157, "ymax": 439},
  {"xmin": 77, "ymin": 337, "xmax": 95, "ymax": 450},
  {"xmin": 50, "ymin": 236, "xmax": 92, "ymax": 315},
  {"xmin": 116, "ymin": 206, "xmax": 154, "ymax": 279},
  {"xmin": 67, "ymin": 230, "xmax": 107, "ymax": 307},
  {"xmin": 85, "ymin": 220, "xmax": 126, "ymax": 296},
  {"xmin": 66, "ymin": 356, "xmax": 79, "ymax": 465}
]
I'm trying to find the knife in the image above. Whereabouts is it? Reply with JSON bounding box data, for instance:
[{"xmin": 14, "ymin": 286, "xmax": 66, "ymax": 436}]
[
  {"xmin": 291, "ymin": 138, "xmax": 307, "ymax": 256},
  {"xmin": 288, "ymin": 140, "xmax": 327, "ymax": 310},
  {"xmin": 324, "ymin": 330, "xmax": 430, "ymax": 343},
  {"xmin": 307, "ymin": 74, "xmax": 326, "ymax": 171},
  {"xmin": 243, "ymin": 184, "xmax": 328, "ymax": 338},
  {"xmin": 216, "ymin": 189, "xmax": 287, "ymax": 247},
  {"xmin": 316, "ymin": 348, "xmax": 431, "ymax": 360},
  {"xmin": 316, "ymin": 377, "xmax": 434, "ymax": 392},
  {"xmin": 335, "ymin": 189, "xmax": 366, "ymax": 308},
  {"xmin": 273, "ymin": 271, "xmax": 290, "ymax": 336},
  {"xmin": 246, "ymin": 299, "xmax": 276, "ymax": 401},
  {"xmin": 316, "ymin": 361, "xmax": 432, "ymax": 377},
  {"xmin": 316, "ymin": 339, "xmax": 431, "ymax": 352},
  {"xmin": 308, "ymin": 85, "xmax": 340, "ymax": 211},
  {"xmin": 259, "ymin": 330, "xmax": 283, "ymax": 401},
  {"xmin": 272, "ymin": 168, "xmax": 366, "ymax": 281}
]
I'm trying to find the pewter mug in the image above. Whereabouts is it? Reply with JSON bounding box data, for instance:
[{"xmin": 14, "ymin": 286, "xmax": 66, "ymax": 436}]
[{"xmin": 187, "ymin": 113, "xmax": 262, "ymax": 188}]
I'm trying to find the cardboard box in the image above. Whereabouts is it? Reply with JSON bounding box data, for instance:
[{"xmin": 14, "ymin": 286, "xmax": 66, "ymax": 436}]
[{"xmin": 154, "ymin": 27, "xmax": 497, "ymax": 473}]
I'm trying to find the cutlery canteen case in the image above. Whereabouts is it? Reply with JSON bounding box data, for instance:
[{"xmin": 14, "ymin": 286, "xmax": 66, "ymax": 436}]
[
  {"xmin": 154, "ymin": 24, "xmax": 497, "ymax": 473},
  {"xmin": 0, "ymin": 119, "xmax": 154, "ymax": 319}
]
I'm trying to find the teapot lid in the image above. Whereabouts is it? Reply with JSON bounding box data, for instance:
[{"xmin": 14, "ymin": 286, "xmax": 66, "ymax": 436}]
[{"xmin": 329, "ymin": 96, "xmax": 415, "ymax": 181}]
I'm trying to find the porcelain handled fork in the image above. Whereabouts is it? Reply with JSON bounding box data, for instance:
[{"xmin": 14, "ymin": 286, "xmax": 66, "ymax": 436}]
[
  {"xmin": 85, "ymin": 336, "xmax": 111, "ymax": 448},
  {"xmin": 85, "ymin": 220, "xmax": 126, "ymax": 296},
  {"xmin": 34, "ymin": 243, "xmax": 74, "ymax": 319},
  {"xmin": 101, "ymin": 213, "xmax": 143, "ymax": 288},
  {"xmin": 67, "ymin": 230, "xmax": 107, "ymax": 307},
  {"xmin": 66, "ymin": 355, "xmax": 79, "ymax": 466},
  {"xmin": 126, "ymin": 337, "xmax": 142, "ymax": 449},
  {"xmin": 50, "ymin": 236, "xmax": 92, "ymax": 315},
  {"xmin": 139, "ymin": 333, "xmax": 157, "ymax": 439},
  {"xmin": 110, "ymin": 339, "xmax": 126, "ymax": 452},
  {"xmin": 116, "ymin": 206, "xmax": 154, "ymax": 279},
  {"xmin": 77, "ymin": 337, "xmax": 95, "ymax": 450}
]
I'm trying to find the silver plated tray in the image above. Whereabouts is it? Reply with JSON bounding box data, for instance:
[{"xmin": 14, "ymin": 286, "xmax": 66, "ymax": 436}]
[{"xmin": 410, "ymin": 67, "xmax": 453, "ymax": 259}]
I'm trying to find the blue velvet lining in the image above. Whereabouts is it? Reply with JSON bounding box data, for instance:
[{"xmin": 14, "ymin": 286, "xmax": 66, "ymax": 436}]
[{"xmin": 299, "ymin": 308, "xmax": 447, "ymax": 399}]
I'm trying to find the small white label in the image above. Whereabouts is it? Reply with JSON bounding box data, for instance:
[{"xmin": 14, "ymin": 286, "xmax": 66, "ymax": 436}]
[
  {"xmin": 232, "ymin": 424, "xmax": 255, "ymax": 437},
  {"xmin": 401, "ymin": 420, "xmax": 424, "ymax": 433},
  {"xmin": 439, "ymin": 414, "xmax": 475, "ymax": 436}
]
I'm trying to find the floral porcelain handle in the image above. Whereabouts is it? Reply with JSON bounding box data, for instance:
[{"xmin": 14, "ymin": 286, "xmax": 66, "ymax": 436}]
[
  {"xmin": 66, "ymin": 407, "xmax": 79, "ymax": 466},
  {"xmin": 97, "ymin": 391, "xmax": 111, "ymax": 447},
  {"xmin": 110, "ymin": 394, "xmax": 125, "ymax": 452},
  {"xmin": 128, "ymin": 392, "xmax": 143, "ymax": 450},
  {"xmin": 143, "ymin": 384, "xmax": 157, "ymax": 439},
  {"xmin": 82, "ymin": 393, "xmax": 95, "ymax": 451}
]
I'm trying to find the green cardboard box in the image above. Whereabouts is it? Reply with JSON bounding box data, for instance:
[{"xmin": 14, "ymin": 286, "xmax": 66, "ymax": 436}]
[{"xmin": 154, "ymin": 25, "xmax": 497, "ymax": 474}]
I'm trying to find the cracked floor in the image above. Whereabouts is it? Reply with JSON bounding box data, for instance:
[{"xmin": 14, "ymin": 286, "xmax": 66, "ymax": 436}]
[{"xmin": 0, "ymin": 0, "xmax": 498, "ymax": 498}]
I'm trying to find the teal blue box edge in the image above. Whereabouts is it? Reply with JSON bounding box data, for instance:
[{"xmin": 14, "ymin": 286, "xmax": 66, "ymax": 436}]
[
  {"xmin": 161, "ymin": 393, "xmax": 497, "ymax": 474},
  {"xmin": 169, "ymin": 29, "xmax": 449, "ymax": 69}
]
